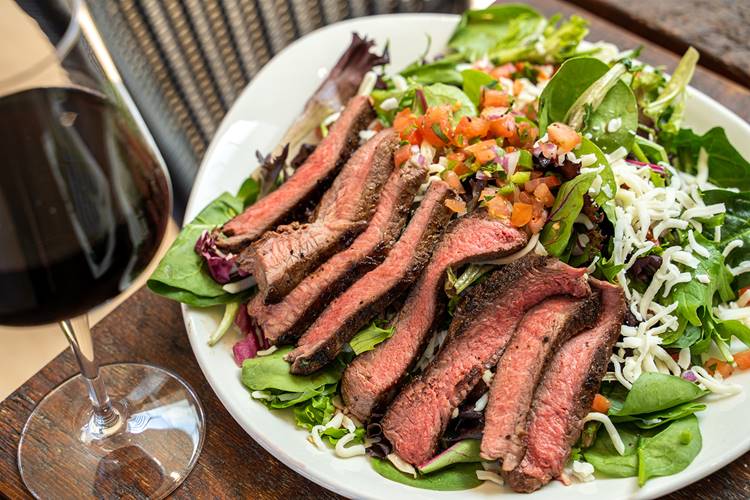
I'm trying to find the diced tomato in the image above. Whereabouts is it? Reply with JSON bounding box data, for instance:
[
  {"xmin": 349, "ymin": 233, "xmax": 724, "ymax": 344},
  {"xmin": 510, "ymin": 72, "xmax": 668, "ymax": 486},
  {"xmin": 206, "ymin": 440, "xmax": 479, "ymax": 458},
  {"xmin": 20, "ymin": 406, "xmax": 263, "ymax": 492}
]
[
  {"xmin": 481, "ymin": 89, "xmax": 512, "ymax": 109},
  {"xmin": 394, "ymin": 144, "xmax": 411, "ymax": 167},
  {"xmin": 547, "ymin": 122, "xmax": 581, "ymax": 153},
  {"xmin": 740, "ymin": 286, "xmax": 750, "ymax": 297},
  {"xmin": 591, "ymin": 394, "xmax": 611, "ymax": 413},
  {"xmin": 486, "ymin": 195, "xmax": 511, "ymax": 220},
  {"xmin": 533, "ymin": 183, "xmax": 555, "ymax": 207},
  {"xmin": 490, "ymin": 63, "xmax": 515, "ymax": 80},
  {"xmin": 454, "ymin": 116, "xmax": 490, "ymax": 147},
  {"xmin": 442, "ymin": 170, "xmax": 465, "ymax": 193},
  {"xmin": 733, "ymin": 350, "xmax": 750, "ymax": 370},
  {"xmin": 421, "ymin": 105, "xmax": 453, "ymax": 147},
  {"xmin": 372, "ymin": 121, "xmax": 384, "ymax": 132},
  {"xmin": 487, "ymin": 114, "xmax": 517, "ymax": 140},
  {"xmin": 510, "ymin": 202, "xmax": 533, "ymax": 227},
  {"xmin": 509, "ymin": 121, "xmax": 539, "ymax": 149},
  {"xmin": 464, "ymin": 139, "xmax": 499, "ymax": 164},
  {"xmin": 524, "ymin": 175, "xmax": 562, "ymax": 193},
  {"xmin": 513, "ymin": 79, "xmax": 524, "ymax": 96},
  {"xmin": 453, "ymin": 162, "xmax": 471, "ymax": 177},
  {"xmin": 528, "ymin": 209, "xmax": 547, "ymax": 234},
  {"xmin": 704, "ymin": 357, "xmax": 734, "ymax": 378},
  {"xmin": 393, "ymin": 108, "xmax": 422, "ymax": 145},
  {"xmin": 444, "ymin": 198, "xmax": 467, "ymax": 214}
]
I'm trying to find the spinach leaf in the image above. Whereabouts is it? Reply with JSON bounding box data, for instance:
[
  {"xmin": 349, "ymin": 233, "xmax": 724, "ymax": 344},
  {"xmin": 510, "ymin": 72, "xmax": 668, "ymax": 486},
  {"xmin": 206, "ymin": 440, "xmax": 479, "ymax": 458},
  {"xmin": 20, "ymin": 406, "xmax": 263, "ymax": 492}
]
[
  {"xmin": 664, "ymin": 127, "xmax": 750, "ymax": 191},
  {"xmin": 537, "ymin": 57, "xmax": 638, "ymax": 153},
  {"xmin": 461, "ymin": 69, "xmax": 496, "ymax": 108},
  {"xmin": 583, "ymin": 425, "xmax": 639, "ymax": 477},
  {"xmin": 541, "ymin": 137, "xmax": 613, "ymax": 256},
  {"xmin": 584, "ymin": 416, "xmax": 702, "ymax": 484},
  {"xmin": 612, "ymin": 401, "xmax": 706, "ymax": 429},
  {"xmin": 400, "ymin": 53, "xmax": 465, "ymax": 86},
  {"xmin": 417, "ymin": 440, "xmax": 482, "ymax": 474},
  {"xmin": 147, "ymin": 192, "xmax": 245, "ymax": 306},
  {"xmin": 371, "ymin": 458, "xmax": 482, "ymax": 491},
  {"xmin": 349, "ymin": 321, "xmax": 395, "ymax": 355},
  {"xmin": 643, "ymin": 47, "xmax": 699, "ymax": 134},
  {"xmin": 637, "ymin": 415, "xmax": 702, "ymax": 486},
  {"xmin": 610, "ymin": 373, "xmax": 706, "ymax": 417},
  {"xmin": 448, "ymin": 4, "xmax": 545, "ymax": 60},
  {"xmin": 703, "ymin": 189, "xmax": 750, "ymax": 288},
  {"xmin": 241, "ymin": 346, "xmax": 345, "ymax": 395},
  {"xmin": 422, "ymin": 83, "xmax": 477, "ymax": 122}
]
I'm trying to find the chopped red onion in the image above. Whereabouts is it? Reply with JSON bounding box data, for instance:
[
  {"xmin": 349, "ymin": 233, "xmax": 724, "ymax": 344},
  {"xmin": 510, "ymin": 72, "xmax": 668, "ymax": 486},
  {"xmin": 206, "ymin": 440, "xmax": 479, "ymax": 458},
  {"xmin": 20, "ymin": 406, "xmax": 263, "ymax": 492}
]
[
  {"xmin": 411, "ymin": 144, "xmax": 420, "ymax": 154},
  {"xmin": 475, "ymin": 170, "xmax": 492, "ymax": 181},
  {"xmin": 505, "ymin": 150, "xmax": 520, "ymax": 176},
  {"xmin": 627, "ymin": 160, "xmax": 665, "ymax": 174},
  {"xmin": 233, "ymin": 335, "xmax": 259, "ymax": 365},
  {"xmin": 417, "ymin": 154, "xmax": 426, "ymax": 166},
  {"xmin": 682, "ymin": 370, "xmax": 698, "ymax": 383}
]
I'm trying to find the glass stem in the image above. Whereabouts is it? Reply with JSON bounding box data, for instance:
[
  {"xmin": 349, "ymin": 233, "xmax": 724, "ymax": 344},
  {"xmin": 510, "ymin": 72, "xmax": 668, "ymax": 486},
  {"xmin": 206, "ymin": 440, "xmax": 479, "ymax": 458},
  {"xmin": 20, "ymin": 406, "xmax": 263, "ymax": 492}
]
[{"xmin": 60, "ymin": 315, "xmax": 121, "ymax": 433}]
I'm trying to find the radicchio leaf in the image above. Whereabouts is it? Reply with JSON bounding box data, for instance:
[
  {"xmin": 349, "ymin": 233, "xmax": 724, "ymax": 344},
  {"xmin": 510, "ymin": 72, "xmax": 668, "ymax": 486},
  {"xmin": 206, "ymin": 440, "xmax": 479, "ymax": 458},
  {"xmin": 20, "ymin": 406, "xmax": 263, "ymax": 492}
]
[
  {"xmin": 232, "ymin": 302, "xmax": 270, "ymax": 365},
  {"xmin": 194, "ymin": 230, "xmax": 248, "ymax": 284}
]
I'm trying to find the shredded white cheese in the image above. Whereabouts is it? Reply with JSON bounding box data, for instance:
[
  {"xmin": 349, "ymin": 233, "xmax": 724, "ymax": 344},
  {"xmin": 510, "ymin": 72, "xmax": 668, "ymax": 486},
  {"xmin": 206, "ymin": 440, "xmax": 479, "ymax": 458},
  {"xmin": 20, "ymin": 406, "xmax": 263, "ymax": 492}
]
[
  {"xmin": 476, "ymin": 470, "xmax": 504, "ymax": 486},
  {"xmin": 387, "ymin": 453, "xmax": 417, "ymax": 477},
  {"xmin": 583, "ymin": 412, "xmax": 625, "ymax": 455},
  {"xmin": 571, "ymin": 460, "xmax": 596, "ymax": 482},
  {"xmin": 335, "ymin": 432, "xmax": 366, "ymax": 458}
]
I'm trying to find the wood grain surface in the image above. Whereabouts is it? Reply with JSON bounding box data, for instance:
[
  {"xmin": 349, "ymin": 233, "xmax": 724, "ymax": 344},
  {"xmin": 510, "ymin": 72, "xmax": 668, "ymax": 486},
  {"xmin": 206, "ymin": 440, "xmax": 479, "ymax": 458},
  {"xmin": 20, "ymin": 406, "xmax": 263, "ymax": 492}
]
[
  {"xmin": 565, "ymin": 0, "xmax": 750, "ymax": 88},
  {"xmin": 3, "ymin": 1, "xmax": 750, "ymax": 499}
]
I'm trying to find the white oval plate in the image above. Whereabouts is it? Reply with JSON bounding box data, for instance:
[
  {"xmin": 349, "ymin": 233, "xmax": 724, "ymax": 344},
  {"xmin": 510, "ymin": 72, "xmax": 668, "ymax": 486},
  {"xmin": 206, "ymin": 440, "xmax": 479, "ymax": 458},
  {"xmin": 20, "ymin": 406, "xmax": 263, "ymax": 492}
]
[{"xmin": 182, "ymin": 14, "xmax": 750, "ymax": 500}]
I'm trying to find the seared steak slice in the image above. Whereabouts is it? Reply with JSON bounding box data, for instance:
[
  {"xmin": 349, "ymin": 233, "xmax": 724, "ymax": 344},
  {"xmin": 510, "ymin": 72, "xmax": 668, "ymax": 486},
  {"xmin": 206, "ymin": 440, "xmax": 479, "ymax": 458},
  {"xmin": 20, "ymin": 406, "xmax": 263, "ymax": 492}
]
[
  {"xmin": 285, "ymin": 181, "xmax": 454, "ymax": 375},
  {"xmin": 381, "ymin": 256, "xmax": 591, "ymax": 466},
  {"xmin": 247, "ymin": 160, "xmax": 428, "ymax": 345},
  {"xmin": 505, "ymin": 278, "xmax": 625, "ymax": 493},
  {"xmin": 218, "ymin": 95, "xmax": 374, "ymax": 252},
  {"xmin": 480, "ymin": 293, "xmax": 601, "ymax": 470},
  {"xmin": 240, "ymin": 129, "xmax": 398, "ymax": 304},
  {"xmin": 342, "ymin": 210, "xmax": 528, "ymax": 422}
]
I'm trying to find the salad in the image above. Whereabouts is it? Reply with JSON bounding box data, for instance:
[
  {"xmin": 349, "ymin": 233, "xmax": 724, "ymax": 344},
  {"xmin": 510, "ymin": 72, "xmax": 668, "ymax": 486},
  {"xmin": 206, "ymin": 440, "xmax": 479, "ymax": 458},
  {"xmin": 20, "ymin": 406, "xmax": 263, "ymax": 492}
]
[{"xmin": 149, "ymin": 4, "xmax": 750, "ymax": 493}]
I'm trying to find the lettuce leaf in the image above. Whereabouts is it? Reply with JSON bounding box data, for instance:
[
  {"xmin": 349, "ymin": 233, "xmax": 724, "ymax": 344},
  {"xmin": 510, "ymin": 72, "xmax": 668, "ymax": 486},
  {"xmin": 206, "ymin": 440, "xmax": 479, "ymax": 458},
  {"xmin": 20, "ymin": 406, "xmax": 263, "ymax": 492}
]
[{"xmin": 349, "ymin": 321, "xmax": 395, "ymax": 355}]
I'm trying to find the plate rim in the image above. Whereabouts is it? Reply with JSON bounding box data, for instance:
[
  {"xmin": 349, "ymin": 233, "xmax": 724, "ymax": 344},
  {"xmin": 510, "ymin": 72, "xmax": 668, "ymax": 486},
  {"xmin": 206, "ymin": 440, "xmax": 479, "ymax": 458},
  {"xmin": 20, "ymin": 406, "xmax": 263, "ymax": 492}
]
[{"xmin": 181, "ymin": 12, "xmax": 750, "ymax": 500}]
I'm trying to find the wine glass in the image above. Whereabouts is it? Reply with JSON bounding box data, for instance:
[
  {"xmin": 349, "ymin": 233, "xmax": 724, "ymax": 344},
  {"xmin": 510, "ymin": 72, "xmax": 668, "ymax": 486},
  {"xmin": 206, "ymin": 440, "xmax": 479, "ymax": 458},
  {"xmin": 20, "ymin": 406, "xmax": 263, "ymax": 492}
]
[{"xmin": 0, "ymin": 1, "xmax": 205, "ymax": 497}]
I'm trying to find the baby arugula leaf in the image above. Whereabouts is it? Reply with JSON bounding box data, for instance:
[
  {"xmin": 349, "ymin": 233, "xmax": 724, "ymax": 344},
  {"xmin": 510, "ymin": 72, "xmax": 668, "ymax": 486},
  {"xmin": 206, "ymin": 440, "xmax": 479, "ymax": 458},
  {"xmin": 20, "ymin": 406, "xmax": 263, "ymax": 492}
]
[
  {"xmin": 663, "ymin": 127, "xmax": 750, "ymax": 191},
  {"xmin": 538, "ymin": 57, "xmax": 638, "ymax": 153},
  {"xmin": 643, "ymin": 47, "xmax": 699, "ymax": 134}
]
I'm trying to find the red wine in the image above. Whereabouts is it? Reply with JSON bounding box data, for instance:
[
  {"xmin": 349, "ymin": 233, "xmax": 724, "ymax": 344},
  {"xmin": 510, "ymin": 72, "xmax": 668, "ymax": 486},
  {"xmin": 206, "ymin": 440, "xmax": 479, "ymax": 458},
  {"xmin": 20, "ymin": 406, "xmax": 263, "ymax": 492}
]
[{"xmin": 0, "ymin": 87, "xmax": 170, "ymax": 326}]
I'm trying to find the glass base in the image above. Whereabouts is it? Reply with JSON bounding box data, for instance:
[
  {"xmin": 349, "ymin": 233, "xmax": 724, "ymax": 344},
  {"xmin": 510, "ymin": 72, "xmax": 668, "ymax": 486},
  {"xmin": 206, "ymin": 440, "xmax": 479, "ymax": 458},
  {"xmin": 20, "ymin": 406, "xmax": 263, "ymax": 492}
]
[{"xmin": 18, "ymin": 363, "xmax": 205, "ymax": 499}]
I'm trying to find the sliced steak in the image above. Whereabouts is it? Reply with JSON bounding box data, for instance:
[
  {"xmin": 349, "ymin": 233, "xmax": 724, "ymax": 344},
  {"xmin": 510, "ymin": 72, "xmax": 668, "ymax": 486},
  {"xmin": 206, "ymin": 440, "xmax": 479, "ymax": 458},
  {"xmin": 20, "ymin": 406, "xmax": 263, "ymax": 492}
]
[
  {"xmin": 240, "ymin": 129, "xmax": 398, "ymax": 304},
  {"xmin": 505, "ymin": 278, "xmax": 625, "ymax": 493},
  {"xmin": 218, "ymin": 95, "xmax": 374, "ymax": 252},
  {"xmin": 342, "ymin": 210, "xmax": 528, "ymax": 422},
  {"xmin": 285, "ymin": 181, "xmax": 454, "ymax": 375},
  {"xmin": 480, "ymin": 293, "xmax": 601, "ymax": 470},
  {"xmin": 381, "ymin": 256, "xmax": 591, "ymax": 466},
  {"xmin": 247, "ymin": 160, "xmax": 428, "ymax": 345}
]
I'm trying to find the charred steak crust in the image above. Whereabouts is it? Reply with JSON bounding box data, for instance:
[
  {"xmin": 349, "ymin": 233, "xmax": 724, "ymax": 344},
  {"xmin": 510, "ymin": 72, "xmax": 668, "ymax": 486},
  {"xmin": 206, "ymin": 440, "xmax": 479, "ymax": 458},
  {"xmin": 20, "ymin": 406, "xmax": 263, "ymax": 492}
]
[
  {"xmin": 480, "ymin": 292, "xmax": 602, "ymax": 470},
  {"xmin": 504, "ymin": 278, "xmax": 626, "ymax": 493},
  {"xmin": 242, "ymin": 129, "xmax": 399, "ymax": 304},
  {"xmin": 285, "ymin": 181, "xmax": 455, "ymax": 375},
  {"xmin": 247, "ymin": 161, "xmax": 428, "ymax": 345},
  {"xmin": 342, "ymin": 210, "xmax": 528, "ymax": 422},
  {"xmin": 217, "ymin": 95, "xmax": 374, "ymax": 252},
  {"xmin": 381, "ymin": 257, "xmax": 592, "ymax": 466}
]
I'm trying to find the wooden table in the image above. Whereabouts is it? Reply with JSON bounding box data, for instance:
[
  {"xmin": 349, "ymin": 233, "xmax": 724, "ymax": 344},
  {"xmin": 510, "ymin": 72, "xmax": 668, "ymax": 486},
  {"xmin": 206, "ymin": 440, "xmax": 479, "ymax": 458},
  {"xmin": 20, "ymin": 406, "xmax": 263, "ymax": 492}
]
[{"xmin": 2, "ymin": 0, "xmax": 750, "ymax": 498}]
